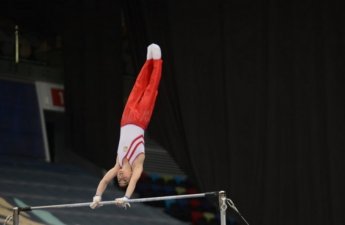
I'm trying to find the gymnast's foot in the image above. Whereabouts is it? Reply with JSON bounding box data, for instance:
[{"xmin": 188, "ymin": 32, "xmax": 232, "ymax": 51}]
[
  {"xmin": 147, "ymin": 44, "xmax": 153, "ymax": 60},
  {"xmin": 147, "ymin": 43, "xmax": 161, "ymax": 60}
]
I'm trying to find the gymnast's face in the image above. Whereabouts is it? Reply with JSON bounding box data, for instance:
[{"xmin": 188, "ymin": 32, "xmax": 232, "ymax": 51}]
[{"xmin": 117, "ymin": 167, "xmax": 132, "ymax": 187}]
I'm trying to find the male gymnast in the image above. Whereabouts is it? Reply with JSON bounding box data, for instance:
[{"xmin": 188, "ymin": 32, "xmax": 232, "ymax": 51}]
[{"xmin": 90, "ymin": 43, "xmax": 162, "ymax": 209}]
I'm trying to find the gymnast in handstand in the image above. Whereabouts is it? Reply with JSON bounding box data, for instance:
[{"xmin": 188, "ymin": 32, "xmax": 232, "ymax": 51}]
[{"xmin": 90, "ymin": 43, "xmax": 162, "ymax": 209}]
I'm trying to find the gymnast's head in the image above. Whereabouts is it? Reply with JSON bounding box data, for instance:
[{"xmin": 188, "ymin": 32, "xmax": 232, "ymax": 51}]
[{"xmin": 117, "ymin": 166, "xmax": 132, "ymax": 187}]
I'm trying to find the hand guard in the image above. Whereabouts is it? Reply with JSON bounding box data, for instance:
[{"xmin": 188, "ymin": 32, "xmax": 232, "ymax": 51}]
[
  {"xmin": 90, "ymin": 195, "xmax": 102, "ymax": 209},
  {"xmin": 115, "ymin": 196, "xmax": 130, "ymax": 209}
]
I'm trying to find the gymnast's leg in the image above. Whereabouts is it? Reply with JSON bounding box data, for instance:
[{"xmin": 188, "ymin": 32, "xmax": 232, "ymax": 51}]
[
  {"xmin": 121, "ymin": 44, "xmax": 162, "ymax": 129},
  {"xmin": 122, "ymin": 60, "xmax": 152, "ymax": 110},
  {"xmin": 136, "ymin": 45, "xmax": 162, "ymax": 129}
]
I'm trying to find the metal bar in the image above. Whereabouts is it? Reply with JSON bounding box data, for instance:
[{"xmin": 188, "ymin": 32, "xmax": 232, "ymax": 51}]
[
  {"xmin": 12, "ymin": 207, "xmax": 19, "ymax": 225},
  {"xmin": 219, "ymin": 191, "xmax": 227, "ymax": 225},
  {"xmin": 20, "ymin": 192, "xmax": 218, "ymax": 211},
  {"xmin": 14, "ymin": 25, "xmax": 19, "ymax": 64}
]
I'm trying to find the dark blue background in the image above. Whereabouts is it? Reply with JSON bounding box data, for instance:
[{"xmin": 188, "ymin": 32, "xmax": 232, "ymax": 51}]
[{"xmin": 0, "ymin": 79, "xmax": 45, "ymax": 159}]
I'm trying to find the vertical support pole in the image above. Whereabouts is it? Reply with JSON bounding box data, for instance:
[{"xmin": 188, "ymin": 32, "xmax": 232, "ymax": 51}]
[
  {"xmin": 35, "ymin": 82, "xmax": 51, "ymax": 162},
  {"xmin": 219, "ymin": 191, "xmax": 227, "ymax": 225},
  {"xmin": 13, "ymin": 207, "xmax": 20, "ymax": 225},
  {"xmin": 14, "ymin": 25, "xmax": 19, "ymax": 64}
]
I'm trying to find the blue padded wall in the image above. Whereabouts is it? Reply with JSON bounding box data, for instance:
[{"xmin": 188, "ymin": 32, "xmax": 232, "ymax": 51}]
[{"xmin": 0, "ymin": 79, "xmax": 45, "ymax": 159}]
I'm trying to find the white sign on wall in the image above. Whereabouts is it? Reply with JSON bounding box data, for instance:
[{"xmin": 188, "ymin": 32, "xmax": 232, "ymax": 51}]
[
  {"xmin": 35, "ymin": 81, "xmax": 65, "ymax": 112},
  {"xmin": 35, "ymin": 81, "xmax": 64, "ymax": 162}
]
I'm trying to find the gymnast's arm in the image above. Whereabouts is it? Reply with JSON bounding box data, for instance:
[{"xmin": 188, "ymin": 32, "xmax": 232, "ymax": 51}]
[
  {"xmin": 124, "ymin": 154, "xmax": 145, "ymax": 198},
  {"xmin": 96, "ymin": 157, "xmax": 120, "ymax": 196},
  {"xmin": 90, "ymin": 157, "xmax": 120, "ymax": 209}
]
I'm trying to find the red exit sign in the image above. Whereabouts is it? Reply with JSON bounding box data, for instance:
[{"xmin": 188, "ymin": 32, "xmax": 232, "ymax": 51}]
[{"xmin": 51, "ymin": 88, "xmax": 64, "ymax": 107}]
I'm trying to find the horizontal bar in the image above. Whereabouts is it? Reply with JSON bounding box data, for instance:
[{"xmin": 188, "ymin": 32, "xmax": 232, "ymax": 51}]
[{"xmin": 19, "ymin": 192, "xmax": 218, "ymax": 211}]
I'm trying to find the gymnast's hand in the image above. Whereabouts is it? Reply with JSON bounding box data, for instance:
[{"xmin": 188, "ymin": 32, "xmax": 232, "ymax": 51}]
[
  {"xmin": 115, "ymin": 196, "xmax": 131, "ymax": 209},
  {"xmin": 90, "ymin": 195, "xmax": 102, "ymax": 209}
]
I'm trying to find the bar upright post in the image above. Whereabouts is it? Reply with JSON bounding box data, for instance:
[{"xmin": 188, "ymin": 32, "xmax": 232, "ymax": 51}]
[
  {"xmin": 13, "ymin": 207, "xmax": 19, "ymax": 225},
  {"xmin": 219, "ymin": 191, "xmax": 227, "ymax": 225}
]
